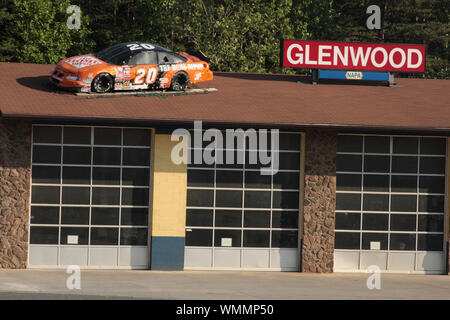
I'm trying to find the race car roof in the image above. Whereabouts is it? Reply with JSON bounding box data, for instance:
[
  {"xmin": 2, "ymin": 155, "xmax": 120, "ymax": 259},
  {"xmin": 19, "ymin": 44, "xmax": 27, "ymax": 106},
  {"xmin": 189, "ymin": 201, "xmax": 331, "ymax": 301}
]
[
  {"xmin": 93, "ymin": 42, "xmax": 173, "ymax": 64},
  {"xmin": 107, "ymin": 42, "xmax": 171, "ymax": 52},
  {"xmin": 1, "ymin": 62, "xmax": 450, "ymax": 133}
]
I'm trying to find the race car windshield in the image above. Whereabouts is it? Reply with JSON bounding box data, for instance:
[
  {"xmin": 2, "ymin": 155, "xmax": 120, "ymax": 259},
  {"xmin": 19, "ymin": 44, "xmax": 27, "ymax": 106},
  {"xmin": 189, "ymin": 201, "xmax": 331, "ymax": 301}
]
[{"xmin": 93, "ymin": 45, "xmax": 132, "ymax": 65}]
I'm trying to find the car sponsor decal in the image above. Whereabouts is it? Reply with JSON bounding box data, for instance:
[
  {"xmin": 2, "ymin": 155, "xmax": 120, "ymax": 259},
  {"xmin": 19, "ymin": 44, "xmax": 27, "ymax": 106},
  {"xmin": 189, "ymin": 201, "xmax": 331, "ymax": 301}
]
[
  {"xmin": 159, "ymin": 65, "xmax": 171, "ymax": 72},
  {"xmin": 114, "ymin": 66, "xmax": 131, "ymax": 82},
  {"xmin": 65, "ymin": 56, "xmax": 102, "ymax": 69},
  {"xmin": 171, "ymin": 63, "xmax": 204, "ymax": 71},
  {"xmin": 127, "ymin": 43, "xmax": 155, "ymax": 51},
  {"xmin": 134, "ymin": 67, "xmax": 158, "ymax": 85},
  {"xmin": 159, "ymin": 63, "xmax": 203, "ymax": 72}
]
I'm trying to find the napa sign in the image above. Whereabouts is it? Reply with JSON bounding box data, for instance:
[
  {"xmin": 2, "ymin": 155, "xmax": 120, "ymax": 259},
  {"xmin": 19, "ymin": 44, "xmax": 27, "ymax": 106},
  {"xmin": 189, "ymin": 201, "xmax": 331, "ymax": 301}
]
[
  {"xmin": 281, "ymin": 40, "xmax": 426, "ymax": 73},
  {"xmin": 345, "ymin": 71, "xmax": 363, "ymax": 80}
]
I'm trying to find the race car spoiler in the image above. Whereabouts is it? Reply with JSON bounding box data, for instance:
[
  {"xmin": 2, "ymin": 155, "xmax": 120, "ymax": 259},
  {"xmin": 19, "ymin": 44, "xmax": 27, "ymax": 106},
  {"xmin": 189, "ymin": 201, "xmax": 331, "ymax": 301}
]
[{"xmin": 186, "ymin": 50, "xmax": 211, "ymax": 63}]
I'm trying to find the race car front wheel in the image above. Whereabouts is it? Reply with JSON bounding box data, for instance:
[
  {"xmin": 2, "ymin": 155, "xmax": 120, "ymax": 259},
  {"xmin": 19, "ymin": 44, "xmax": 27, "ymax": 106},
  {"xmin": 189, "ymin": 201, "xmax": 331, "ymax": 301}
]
[
  {"xmin": 92, "ymin": 73, "xmax": 113, "ymax": 93},
  {"xmin": 170, "ymin": 71, "xmax": 189, "ymax": 91}
]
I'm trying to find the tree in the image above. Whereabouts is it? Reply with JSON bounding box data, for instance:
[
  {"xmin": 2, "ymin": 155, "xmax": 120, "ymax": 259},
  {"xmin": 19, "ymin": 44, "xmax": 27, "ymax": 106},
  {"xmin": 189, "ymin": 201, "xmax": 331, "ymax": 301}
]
[
  {"xmin": 9, "ymin": 0, "xmax": 93, "ymax": 64},
  {"xmin": 0, "ymin": 0, "xmax": 447, "ymax": 78},
  {"xmin": 0, "ymin": 0, "xmax": 17, "ymax": 61},
  {"xmin": 331, "ymin": 0, "xmax": 449, "ymax": 78}
]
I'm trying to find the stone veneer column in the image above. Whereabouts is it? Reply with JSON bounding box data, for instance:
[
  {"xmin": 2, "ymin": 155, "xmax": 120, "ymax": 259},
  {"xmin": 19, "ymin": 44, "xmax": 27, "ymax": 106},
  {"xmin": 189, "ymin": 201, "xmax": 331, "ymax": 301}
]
[
  {"xmin": 447, "ymin": 138, "xmax": 450, "ymax": 275},
  {"xmin": 0, "ymin": 119, "xmax": 31, "ymax": 268},
  {"xmin": 301, "ymin": 130, "xmax": 337, "ymax": 273}
]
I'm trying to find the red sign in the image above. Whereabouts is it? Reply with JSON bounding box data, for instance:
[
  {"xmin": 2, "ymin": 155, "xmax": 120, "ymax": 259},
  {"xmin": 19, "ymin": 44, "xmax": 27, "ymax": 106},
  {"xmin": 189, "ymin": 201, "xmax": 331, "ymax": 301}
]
[{"xmin": 282, "ymin": 40, "xmax": 426, "ymax": 72}]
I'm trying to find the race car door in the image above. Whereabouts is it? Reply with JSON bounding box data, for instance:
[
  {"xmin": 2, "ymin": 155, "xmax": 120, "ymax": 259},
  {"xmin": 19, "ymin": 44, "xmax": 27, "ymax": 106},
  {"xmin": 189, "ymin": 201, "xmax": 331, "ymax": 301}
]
[{"xmin": 127, "ymin": 51, "xmax": 159, "ymax": 90}]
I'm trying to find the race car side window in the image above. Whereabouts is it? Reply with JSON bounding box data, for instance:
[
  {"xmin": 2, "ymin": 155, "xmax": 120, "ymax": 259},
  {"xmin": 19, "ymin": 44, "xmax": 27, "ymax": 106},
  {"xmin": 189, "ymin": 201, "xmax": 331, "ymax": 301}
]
[
  {"xmin": 128, "ymin": 51, "xmax": 158, "ymax": 65},
  {"xmin": 95, "ymin": 45, "xmax": 132, "ymax": 65},
  {"xmin": 157, "ymin": 52, "xmax": 187, "ymax": 64}
]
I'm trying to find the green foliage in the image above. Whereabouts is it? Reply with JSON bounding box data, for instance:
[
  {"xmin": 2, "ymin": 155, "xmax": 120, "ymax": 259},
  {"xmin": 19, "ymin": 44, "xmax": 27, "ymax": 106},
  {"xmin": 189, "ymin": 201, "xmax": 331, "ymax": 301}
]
[
  {"xmin": 331, "ymin": 0, "xmax": 449, "ymax": 78},
  {"xmin": 0, "ymin": 0, "xmax": 447, "ymax": 78},
  {"xmin": 173, "ymin": 0, "xmax": 301, "ymax": 73},
  {"xmin": 0, "ymin": 1, "xmax": 17, "ymax": 61},
  {"xmin": 4, "ymin": 0, "xmax": 93, "ymax": 63}
]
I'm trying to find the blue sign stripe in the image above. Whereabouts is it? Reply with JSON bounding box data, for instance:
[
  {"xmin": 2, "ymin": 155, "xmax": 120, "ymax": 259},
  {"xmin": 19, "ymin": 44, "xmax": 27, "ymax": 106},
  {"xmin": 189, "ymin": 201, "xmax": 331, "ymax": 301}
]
[{"xmin": 319, "ymin": 70, "xmax": 389, "ymax": 81}]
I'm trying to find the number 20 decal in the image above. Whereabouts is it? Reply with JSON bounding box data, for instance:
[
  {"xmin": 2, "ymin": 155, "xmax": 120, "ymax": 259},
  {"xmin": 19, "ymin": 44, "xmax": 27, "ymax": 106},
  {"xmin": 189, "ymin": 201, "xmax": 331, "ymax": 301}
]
[
  {"xmin": 134, "ymin": 67, "xmax": 158, "ymax": 85},
  {"xmin": 127, "ymin": 43, "xmax": 155, "ymax": 51}
]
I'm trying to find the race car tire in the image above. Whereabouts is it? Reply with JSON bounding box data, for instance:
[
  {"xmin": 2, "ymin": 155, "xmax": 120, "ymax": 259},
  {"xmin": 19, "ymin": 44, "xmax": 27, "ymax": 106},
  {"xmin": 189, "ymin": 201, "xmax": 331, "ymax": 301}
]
[
  {"xmin": 92, "ymin": 73, "xmax": 114, "ymax": 93},
  {"xmin": 170, "ymin": 71, "xmax": 190, "ymax": 91}
]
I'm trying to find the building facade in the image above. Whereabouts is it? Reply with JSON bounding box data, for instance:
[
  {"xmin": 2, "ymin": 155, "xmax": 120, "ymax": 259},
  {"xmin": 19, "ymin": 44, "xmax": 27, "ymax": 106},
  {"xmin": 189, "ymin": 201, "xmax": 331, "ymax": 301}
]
[
  {"xmin": 1, "ymin": 120, "xmax": 448, "ymax": 274},
  {"xmin": 0, "ymin": 63, "xmax": 448, "ymax": 274}
]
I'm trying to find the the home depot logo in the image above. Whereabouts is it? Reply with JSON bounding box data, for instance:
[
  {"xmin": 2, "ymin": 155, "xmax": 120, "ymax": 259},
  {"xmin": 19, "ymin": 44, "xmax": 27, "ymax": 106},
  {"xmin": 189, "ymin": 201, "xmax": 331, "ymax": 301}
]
[{"xmin": 345, "ymin": 71, "xmax": 363, "ymax": 80}]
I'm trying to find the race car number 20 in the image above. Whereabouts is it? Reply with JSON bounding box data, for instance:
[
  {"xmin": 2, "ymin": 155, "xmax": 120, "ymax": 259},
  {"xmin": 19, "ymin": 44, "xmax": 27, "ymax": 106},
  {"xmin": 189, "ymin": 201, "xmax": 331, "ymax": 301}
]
[{"xmin": 134, "ymin": 67, "xmax": 158, "ymax": 85}]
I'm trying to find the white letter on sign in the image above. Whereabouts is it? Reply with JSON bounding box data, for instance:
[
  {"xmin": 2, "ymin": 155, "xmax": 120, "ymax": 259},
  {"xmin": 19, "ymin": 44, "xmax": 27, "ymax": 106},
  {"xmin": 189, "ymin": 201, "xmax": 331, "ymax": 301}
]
[
  {"xmin": 350, "ymin": 47, "xmax": 372, "ymax": 67},
  {"xmin": 370, "ymin": 47, "xmax": 388, "ymax": 68},
  {"xmin": 287, "ymin": 44, "xmax": 303, "ymax": 64},
  {"xmin": 318, "ymin": 46, "xmax": 332, "ymax": 65},
  {"xmin": 366, "ymin": 5, "xmax": 381, "ymax": 30},
  {"xmin": 333, "ymin": 46, "xmax": 348, "ymax": 66},
  {"xmin": 407, "ymin": 49, "xmax": 423, "ymax": 69},
  {"xmin": 389, "ymin": 48, "xmax": 406, "ymax": 69},
  {"xmin": 305, "ymin": 45, "xmax": 317, "ymax": 65}
]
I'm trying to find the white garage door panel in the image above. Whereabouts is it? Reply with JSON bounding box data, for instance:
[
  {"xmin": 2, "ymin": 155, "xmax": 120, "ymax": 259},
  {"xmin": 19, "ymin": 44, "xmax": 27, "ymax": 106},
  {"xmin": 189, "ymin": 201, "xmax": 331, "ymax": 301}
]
[
  {"xmin": 119, "ymin": 246, "xmax": 148, "ymax": 267},
  {"xmin": 184, "ymin": 248, "xmax": 213, "ymax": 268},
  {"xmin": 60, "ymin": 246, "xmax": 88, "ymax": 266},
  {"xmin": 360, "ymin": 252, "xmax": 388, "ymax": 270},
  {"xmin": 270, "ymin": 249, "xmax": 299, "ymax": 270},
  {"xmin": 242, "ymin": 249, "xmax": 270, "ymax": 268},
  {"xmin": 29, "ymin": 246, "xmax": 58, "ymax": 266},
  {"xmin": 388, "ymin": 252, "xmax": 416, "ymax": 271},
  {"xmin": 334, "ymin": 134, "xmax": 447, "ymax": 274},
  {"xmin": 214, "ymin": 248, "xmax": 241, "ymax": 268},
  {"xmin": 334, "ymin": 251, "xmax": 360, "ymax": 270},
  {"xmin": 29, "ymin": 125, "xmax": 152, "ymax": 269},
  {"xmin": 89, "ymin": 247, "xmax": 118, "ymax": 266},
  {"xmin": 416, "ymin": 252, "xmax": 445, "ymax": 272},
  {"xmin": 184, "ymin": 132, "xmax": 302, "ymax": 271}
]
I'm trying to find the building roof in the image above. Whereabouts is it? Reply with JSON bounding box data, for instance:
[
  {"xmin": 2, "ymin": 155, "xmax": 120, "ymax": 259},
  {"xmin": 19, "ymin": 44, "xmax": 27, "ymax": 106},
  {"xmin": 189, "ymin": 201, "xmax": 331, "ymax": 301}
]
[{"xmin": 1, "ymin": 62, "xmax": 449, "ymax": 132}]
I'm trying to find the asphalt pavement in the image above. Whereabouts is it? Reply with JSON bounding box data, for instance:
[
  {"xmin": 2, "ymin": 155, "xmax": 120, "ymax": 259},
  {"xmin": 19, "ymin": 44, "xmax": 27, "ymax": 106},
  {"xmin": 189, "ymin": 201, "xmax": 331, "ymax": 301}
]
[{"xmin": 0, "ymin": 269, "xmax": 449, "ymax": 300}]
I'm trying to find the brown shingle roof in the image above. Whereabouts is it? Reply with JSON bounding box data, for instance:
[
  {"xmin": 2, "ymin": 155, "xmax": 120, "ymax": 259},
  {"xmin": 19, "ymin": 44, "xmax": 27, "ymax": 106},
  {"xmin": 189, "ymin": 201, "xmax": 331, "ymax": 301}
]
[{"xmin": 1, "ymin": 62, "xmax": 449, "ymax": 132}]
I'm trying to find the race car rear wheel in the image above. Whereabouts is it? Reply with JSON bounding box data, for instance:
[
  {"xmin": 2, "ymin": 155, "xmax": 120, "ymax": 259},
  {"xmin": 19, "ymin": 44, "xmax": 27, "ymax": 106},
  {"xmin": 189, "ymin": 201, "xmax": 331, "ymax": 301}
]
[
  {"xmin": 170, "ymin": 71, "xmax": 189, "ymax": 91},
  {"xmin": 92, "ymin": 73, "xmax": 113, "ymax": 93}
]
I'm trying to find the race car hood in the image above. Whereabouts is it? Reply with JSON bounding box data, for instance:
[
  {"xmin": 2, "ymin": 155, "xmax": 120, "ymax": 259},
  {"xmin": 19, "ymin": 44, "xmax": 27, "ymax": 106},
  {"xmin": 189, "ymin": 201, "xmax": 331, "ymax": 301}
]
[{"xmin": 58, "ymin": 54, "xmax": 105, "ymax": 72}]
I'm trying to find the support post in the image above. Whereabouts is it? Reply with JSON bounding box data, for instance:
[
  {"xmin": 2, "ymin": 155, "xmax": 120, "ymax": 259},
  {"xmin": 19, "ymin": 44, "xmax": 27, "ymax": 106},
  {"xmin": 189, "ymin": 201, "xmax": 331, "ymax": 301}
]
[
  {"xmin": 312, "ymin": 69, "xmax": 318, "ymax": 85},
  {"xmin": 388, "ymin": 72, "xmax": 395, "ymax": 86}
]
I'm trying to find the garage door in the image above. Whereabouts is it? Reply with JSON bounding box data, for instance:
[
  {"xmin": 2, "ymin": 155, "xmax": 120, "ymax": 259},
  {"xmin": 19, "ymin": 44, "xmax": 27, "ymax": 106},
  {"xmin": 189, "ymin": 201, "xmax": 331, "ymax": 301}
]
[
  {"xmin": 29, "ymin": 125, "xmax": 151, "ymax": 269},
  {"xmin": 334, "ymin": 134, "xmax": 447, "ymax": 273},
  {"xmin": 184, "ymin": 131, "xmax": 302, "ymax": 270}
]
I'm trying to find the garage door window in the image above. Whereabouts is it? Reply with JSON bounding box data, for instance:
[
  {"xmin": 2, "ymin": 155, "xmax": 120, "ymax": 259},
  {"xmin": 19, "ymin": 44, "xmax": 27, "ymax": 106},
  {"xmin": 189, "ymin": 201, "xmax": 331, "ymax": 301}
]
[
  {"xmin": 335, "ymin": 135, "xmax": 446, "ymax": 254},
  {"xmin": 185, "ymin": 131, "xmax": 302, "ymax": 269},
  {"xmin": 29, "ymin": 125, "xmax": 151, "ymax": 267}
]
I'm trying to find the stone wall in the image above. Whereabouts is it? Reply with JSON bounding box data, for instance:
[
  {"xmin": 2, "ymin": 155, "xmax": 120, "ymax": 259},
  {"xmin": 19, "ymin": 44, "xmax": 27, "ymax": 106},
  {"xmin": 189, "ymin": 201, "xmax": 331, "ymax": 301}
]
[
  {"xmin": 0, "ymin": 119, "xmax": 31, "ymax": 268},
  {"xmin": 302, "ymin": 130, "xmax": 337, "ymax": 273}
]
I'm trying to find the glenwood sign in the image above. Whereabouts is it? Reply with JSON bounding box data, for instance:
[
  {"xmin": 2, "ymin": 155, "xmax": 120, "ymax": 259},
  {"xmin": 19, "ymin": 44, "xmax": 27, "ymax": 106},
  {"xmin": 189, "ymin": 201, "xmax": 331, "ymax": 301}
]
[{"xmin": 281, "ymin": 40, "xmax": 426, "ymax": 72}]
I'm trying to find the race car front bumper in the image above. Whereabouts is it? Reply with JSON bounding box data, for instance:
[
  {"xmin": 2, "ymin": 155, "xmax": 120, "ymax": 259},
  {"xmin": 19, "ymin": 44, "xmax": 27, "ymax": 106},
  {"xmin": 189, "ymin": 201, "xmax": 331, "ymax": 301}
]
[{"xmin": 49, "ymin": 68, "xmax": 91, "ymax": 92}]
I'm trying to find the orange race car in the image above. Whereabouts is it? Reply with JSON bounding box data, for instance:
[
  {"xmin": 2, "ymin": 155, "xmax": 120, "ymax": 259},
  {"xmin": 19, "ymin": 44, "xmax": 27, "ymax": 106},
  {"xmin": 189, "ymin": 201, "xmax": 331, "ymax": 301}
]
[{"xmin": 50, "ymin": 42, "xmax": 213, "ymax": 93}]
